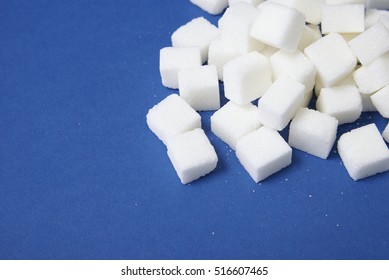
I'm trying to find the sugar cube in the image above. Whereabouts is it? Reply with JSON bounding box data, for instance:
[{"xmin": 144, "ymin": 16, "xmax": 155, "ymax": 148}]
[
  {"xmin": 172, "ymin": 17, "xmax": 220, "ymax": 64},
  {"xmin": 223, "ymin": 52, "xmax": 272, "ymax": 105},
  {"xmin": 304, "ymin": 33, "xmax": 357, "ymax": 87},
  {"xmin": 338, "ymin": 124, "xmax": 389, "ymax": 180},
  {"xmin": 166, "ymin": 128, "xmax": 218, "ymax": 184},
  {"xmin": 189, "ymin": 0, "xmax": 229, "ymax": 15},
  {"xmin": 321, "ymin": 4, "xmax": 365, "ymax": 34},
  {"xmin": 289, "ymin": 108, "xmax": 339, "ymax": 159},
  {"xmin": 316, "ymin": 85, "xmax": 362, "ymax": 125},
  {"xmin": 257, "ymin": 76, "xmax": 306, "ymax": 131},
  {"xmin": 236, "ymin": 126, "xmax": 292, "ymax": 182},
  {"xmin": 371, "ymin": 85, "xmax": 389, "ymax": 118},
  {"xmin": 146, "ymin": 94, "xmax": 201, "ymax": 145},
  {"xmin": 159, "ymin": 47, "xmax": 202, "ymax": 89},
  {"xmin": 383, "ymin": 122, "xmax": 389, "ymax": 143},
  {"xmin": 250, "ymin": 2, "xmax": 305, "ymax": 52},
  {"xmin": 211, "ymin": 101, "xmax": 262, "ymax": 150}
]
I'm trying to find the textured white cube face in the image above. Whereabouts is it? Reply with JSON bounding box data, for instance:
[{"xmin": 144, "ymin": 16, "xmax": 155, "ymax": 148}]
[
  {"xmin": 371, "ymin": 85, "xmax": 389, "ymax": 118},
  {"xmin": 257, "ymin": 76, "xmax": 305, "ymax": 131},
  {"xmin": 146, "ymin": 94, "xmax": 201, "ymax": 145},
  {"xmin": 223, "ymin": 52, "xmax": 272, "ymax": 105},
  {"xmin": 189, "ymin": 0, "xmax": 229, "ymax": 15},
  {"xmin": 353, "ymin": 52, "xmax": 389, "ymax": 94},
  {"xmin": 316, "ymin": 85, "xmax": 362, "ymax": 125},
  {"xmin": 304, "ymin": 33, "xmax": 357, "ymax": 87},
  {"xmin": 321, "ymin": 4, "xmax": 365, "ymax": 34},
  {"xmin": 348, "ymin": 23, "xmax": 389, "ymax": 66},
  {"xmin": 211, "ymin": 101, "xmax": 262, "ymax": 150},
  {"xmin": 250, "ymin": 2, "xmax": 305, "ymax": 52},
  {"xmin": 289, "ymin": 108, "xmax": 339, "ymax": 159},
  {"xmin": 218, "ymin": 3, "xmax": 265, "ymax": 54},
  {"xmin": 366, "ymin": 0, "xmax": 389, "ymax": 10},
  {"xmin": 383, "ymin": 122, "xmax": 389, "ymax": 143},
  {"xmin": 178, "ymin": 65, "xmax": 220, "ymax": 111},
  {"xmin": 208, "ymin": 37, "xmax": 240, "ymax": 81},
  {"xmin": 236, "ymin": 127, "xmax": 292, "ymax": 182},
  {"xmin": 271, "ymin": 50, "xmax": 317, "ymax": 93},
  {"xmin": 172, "ymin": 17, "xmax": 220, "ymax": 64},
  {"xmin": 229, "ymin": 0, "xmax": 264, "ymax": 5},
  {"xmin": 338, "ymin": 124, "xmax": 389, "ymax": 180},
  {"xmin": 166, "ymin": 128, "xmax": 218, "ymax": 184},
  {"xmin": 159, "ymin": 47, "xmax": 202, "ymax": 89}
]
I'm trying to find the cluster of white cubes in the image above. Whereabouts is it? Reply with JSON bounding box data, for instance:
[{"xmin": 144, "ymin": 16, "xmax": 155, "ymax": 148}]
[{"xmin": 151, "ymin": 0, "xmax": 389, "ymax": 184}]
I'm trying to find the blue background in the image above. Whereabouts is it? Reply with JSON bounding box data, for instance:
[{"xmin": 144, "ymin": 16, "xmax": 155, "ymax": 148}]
[{"xmin": 1, "ymin": 0, "xmax": 388, "ymax": 260}]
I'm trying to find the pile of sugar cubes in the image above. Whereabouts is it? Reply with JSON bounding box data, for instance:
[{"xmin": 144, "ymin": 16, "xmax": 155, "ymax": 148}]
[{"xmin": 147, "ymin": 0, "xmax": 389, "ymax": 184}]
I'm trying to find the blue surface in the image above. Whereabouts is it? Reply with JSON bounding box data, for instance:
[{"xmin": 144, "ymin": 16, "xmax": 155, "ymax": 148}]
[{"xmin": 1, "ymin": 0, "xmax": 389, "ymax": 260}]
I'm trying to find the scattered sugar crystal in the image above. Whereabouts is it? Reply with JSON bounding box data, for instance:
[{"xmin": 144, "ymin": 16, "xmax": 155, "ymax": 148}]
[
  {"xmin": 321, "ymin": 4, "xmax": 365, "ymax": 34},
  {"xmin": 289, "ymin": 108, "xmax": 339, "ymax": 159},
  {"xmin": 371, "ymin": 85, "xmax": 389, "ymax": 118},
  {"xmin": 172, "ymin": 17, "xmax": 220, "ymax": 64},
  {"xmin": 236, "ymin": 126, "xmax": 292, "ymax": 182},
  {"xmin": 223, "ymin": 52, "xmax": 272, "ymax": 105},
  {"xmin": 338, "ymin": 124, "xmax": 389, "ymax": 180},
  {"xmin": 316, "ymin": 85, "xmax": 362, "ymax": 125},
  {"xmin": 211, "ymin": 101, "xmax": 262, "ymax": 150},
  {"xmin": 250, "ymin": 2, "xmax": 305, "ymax": 52},
  {"xmin": 189, "ymin": 0, "xmax": 229, "ymax": 15},
  {"xmin": 257, "ymin": 76, "xmax": 305, "ymax": 131},
  {"xmin": 159, "ymin": 47, "xmax": 202, "ymax": 89},
  {"xmin": 178, "ymin": 65, "xmax": 220, "ymax": 111},
  {"xmin": 146, "ymin": 94, "xmax": 201, "ymax": 145},
  {"xmin": 166, "ymin": 128, "xmax": 218, "ymax": 184}
]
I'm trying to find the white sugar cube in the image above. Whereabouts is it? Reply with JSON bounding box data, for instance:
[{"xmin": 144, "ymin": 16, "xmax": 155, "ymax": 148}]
[
  {"xmin": 321, "ymin": 4, "xmax": 365, "ymax": 34},
  {"xmin": 348, "ymin": 23, "xmax": 389, "ymax": 65},
  {"xmin": 236, "ymin": 126, "xmax": 292, "ymax": 182},
  {"xmin": 189, "ymin": 0, "xmax": 229, "ymax": 15},
  {"xmin": 365, "ymin": 9, "xmax": 389, "ymax": 29},
  {"xmin": 257, "ymin": 76, "xmax": 305, "ymax": 131},
  {"xmin": 223, "ymin": 52, "xmax": 272, "ymax": 105},
  {"xmin": 178, "ymin": 65, "xmax": 220, "ymax": 111},
  {"xmin": 353, "ymin": 52, "xmax": 389, "ymax": 94},
  {"xmin": 304, "ymin": 33, "xmax": 357, "ymax": 87},
  {"xmin": 316, "ymin": 85, "xmax": 362, "ymax": 124},
  {"xmin": 366, "ymin": 0, "xmax": 389, "ymax": 10},
  {"xmin": 211, "ymin": 101, "xmax": 262, "ymax": 150},
  {"xmin": 289, "ymin": 108, "xmax": 339, "ymax": 159},
  {"xmin": 383, "ymin": 122, "xmax": 389, "ymax": 143},
  {"xmin": 338, "ymin": 124, "xmax": 389, "ymax": 180},
  {"xmin": 166, "ymin": 128, "xmax": 218, "ymax": 184},
  {"xmin": 250, "ymin": 2, "xmax": 305, "ymax": 52},
  {"xmin": 229, "ymin": 0, "xmax": 264, "ymax": 5},
  {"xmin": 371, "ymin": 85, "xmax": 389, "ymax": 118},
  {"xmin": 146, "ymin": 94, "xmax": 201, "ymax": 145},
  {"xmin": 159, "ymin": 47, "xmax": 202, "ymax": 89},
  {"xmin": 208, "ymin": 37, "xmax": 240, "ymax": 81},
  {"xmin": 172, "ymin": 17, "xmax": 220, "ymax": 64},
  {"xmin": 218, "ymin": 3, "xmax": 265, "ymax": 54}
]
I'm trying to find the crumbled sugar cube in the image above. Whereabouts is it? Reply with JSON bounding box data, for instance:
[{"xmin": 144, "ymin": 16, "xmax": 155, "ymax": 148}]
[
  {"xmin": 298, "ymin": 25, "xmax": 321, "ymax": 51},
  {"xmin": 366, "ymin": 0, "xmax": 389, "ymax": 10},
  {"xmin": 304, "ymin": 33, "xmax": 357, "ymax": 87},
  {"xmin": 178, "ymin": 65, "xmax": 220, "ymax": 111},
  {"xmin": 210, "ymin": 101, "xmax": 262, "ymax": 150},
  {"xmin": 270, "ymin": 50, "xmax": 317, "ymax": 93},
  {"xmin": 365, "ymin": 9, "xmax": 389, "ymax": 29},
  {"xmin": 189, "ymin": 0, "xmax": 229, "ymax": 15},
  {"xmin": 223, "ymin": 52, "xmax": 272, "ymax": 105},
  {"xmin": 371, "ymin": 85, "xmax": 389, "ymax": 118},
  {"xmin": 172, "ymin": 17, "xmax": 220, "ymax": 64},
  {"xmin": 159, "ymin": 47, "xmax": 202, "ymax": 89},
  {"xmin": 166, "ymin": 128, "xmax": 218, "ymax": 184},
  {"xmin": 321, "ymin": 4, "xmax": 365, "ymax": 34},
  {"xmin": 289, "ymin": 108, "xmax": 339, "ymax": 159},
  {"xmin": 218, "ymin": 2, "xmax": 265, "ymax": 54},
  {"xmin": 236, "ymin": 126, "xmax": 292, "ymax": 182},
  {"xmin": 146, "ymin": 94, "xmax": 201, "ymax": 145},
  {"xmin": 316, "ymin": 85, "xmax": 362, "ymax": 125},
  {"xmin": 348, "ymin": 23, "xmax": 389, "ymax": 65},
  {"xmin": 208, "ymin": 37, "xmax": 240, "ymax": 81},
  {"xmin": 337, "ymin": 124, "xmax": 389, "ymax": 180},
  {"xmin": 353, "ymin": 52, "xmax": 389, "ymax": 94},
  {"xmin": 228, "ymin": 0, "xmax": 264, "ymax": 6},
  {"xmin": 383, "ymin": 122, "xmax": 389, "ymax": 143},
  {"xmin": 250, "ymin": 2, "xmax": 305, "ymax": 52},
  {"xmin": 257, "ymin": 76, "xmax": 306, "ymax": 131}
]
